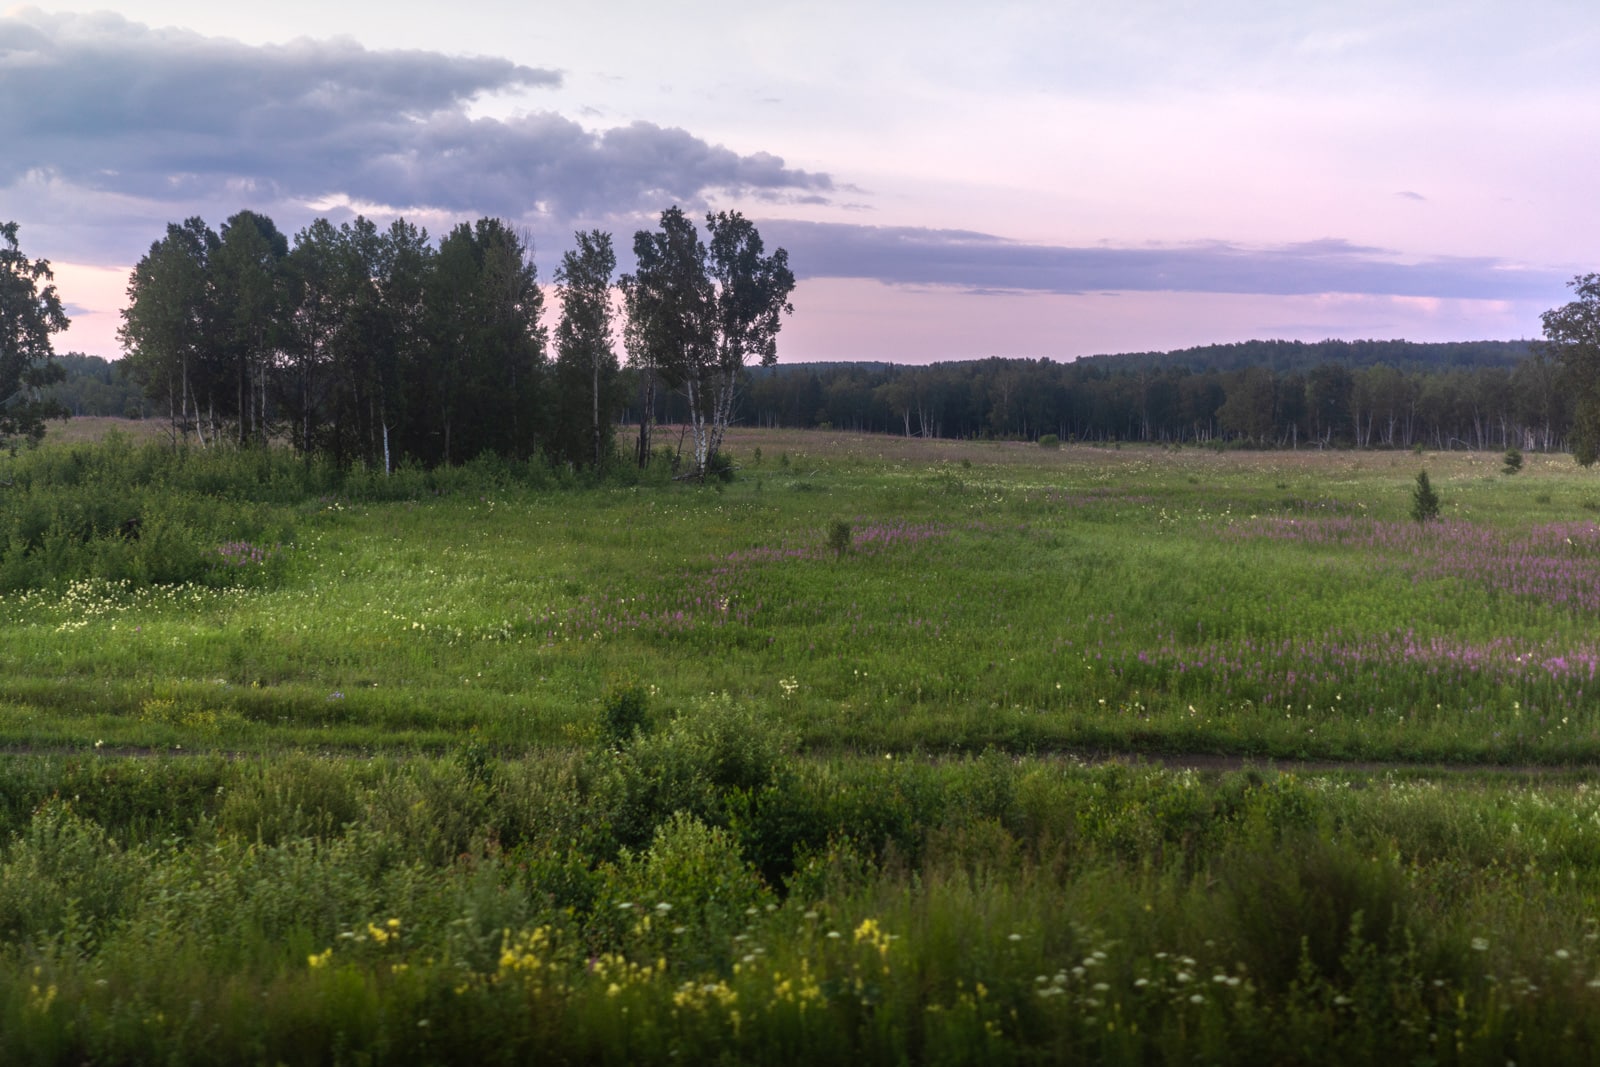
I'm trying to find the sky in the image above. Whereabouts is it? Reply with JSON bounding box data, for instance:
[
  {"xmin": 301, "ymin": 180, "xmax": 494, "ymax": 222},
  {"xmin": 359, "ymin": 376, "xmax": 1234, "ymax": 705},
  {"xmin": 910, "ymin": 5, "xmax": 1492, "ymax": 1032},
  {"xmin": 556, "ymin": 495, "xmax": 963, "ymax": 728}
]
[{"xmin": 4, "ymin": 0, "xmax": 1598, "ymax": 364}]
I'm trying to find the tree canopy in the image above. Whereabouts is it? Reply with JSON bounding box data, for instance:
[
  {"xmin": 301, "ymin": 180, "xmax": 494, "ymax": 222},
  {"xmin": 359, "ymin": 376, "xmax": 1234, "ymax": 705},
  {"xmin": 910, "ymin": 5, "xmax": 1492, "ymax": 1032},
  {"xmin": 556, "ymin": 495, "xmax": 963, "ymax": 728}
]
[
  {"xmin": 1542, "ymin": 274, "xmax": 1600, "ymax": 466},
  {"xmin": 554, "ymin": 230, "xmax": 620, "ymax": 469},
  {"xmin": 0, "ymin": 221, "xmax": 69, "ymax": 449},
  {"xmin": 621, "ymin": 208, "xmax": 793, "ymax": 478}
]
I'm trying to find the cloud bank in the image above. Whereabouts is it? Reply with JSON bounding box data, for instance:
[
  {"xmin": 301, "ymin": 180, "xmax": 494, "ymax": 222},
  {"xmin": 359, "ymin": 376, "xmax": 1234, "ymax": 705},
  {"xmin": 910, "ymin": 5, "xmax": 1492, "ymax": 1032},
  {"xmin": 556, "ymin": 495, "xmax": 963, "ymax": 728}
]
[
  {"xmin": 0, "ymin": 9, "xmax": 831, "ymax": 219},
  {"xmin": 763, "ymin": 222, "xmax": 1566, "ymax": 302}
]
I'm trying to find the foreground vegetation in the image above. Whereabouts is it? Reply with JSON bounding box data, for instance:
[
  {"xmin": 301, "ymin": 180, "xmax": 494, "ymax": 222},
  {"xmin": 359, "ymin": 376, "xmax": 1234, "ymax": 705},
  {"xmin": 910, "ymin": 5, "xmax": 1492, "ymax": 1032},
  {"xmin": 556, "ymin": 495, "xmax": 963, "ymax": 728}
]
[{"xmin": 5, "ymin": 427, "xmax": 1600, "ymax": 1062}]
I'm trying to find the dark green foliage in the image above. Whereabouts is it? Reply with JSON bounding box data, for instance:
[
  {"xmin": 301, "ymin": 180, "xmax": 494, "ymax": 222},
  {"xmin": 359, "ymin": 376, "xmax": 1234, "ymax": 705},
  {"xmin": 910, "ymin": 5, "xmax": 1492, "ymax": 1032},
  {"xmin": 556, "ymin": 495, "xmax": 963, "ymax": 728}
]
[
  {"xmin": 1037, "ymin": 433, "xmax": 1059, "ymax": 449},
  {"xmin": 599, "ymin": 697, "xmax": 795, "ymax": 852},
  {"xmin": 40, "ymin": 353, "xmax": 146, "ymax": 417},
  {"xmin": 120, "ymin": 210, "xmax": 559, "ymax": 471},
  {"xmin": 601, "ymin": 678, "xmax": 652, "ymax": 746},
  {"xmin": 0, "ymin": 800, "xmax": 144, "ymax": 945},
  {"xmin": 1410, "ymin": 469, "xmax": 1440, "ymax": 523},
  {"xmin": 218, "ymin": 755, "xmax": 361, "ymax": 845},
  {"xmin": 105, "ymin": 202, "xmax": 1582, "ymax": 459},
  {"xmin": 1543, "ymin": 274, "xmax": 1600, "ymax": 465},
  {"xmin": 414, "ymin": 219, "xmax": 546, "ymax": 466},
  {"xmin": 827, "ymin": 518, "xmax": 852, "ymax": 559},
  {"xmin": 739, "ymin": 347, "xmax": 1565, "ymax": 449},
  {"xmin": 0, "ymin": 221, "xmax": 68, "ymax": 449},
  {"xmin": 1, "ymin": 751, "xmax": 1600, "ymax": 1061},
  {"xmin": 622, "ymin": 208, "xmax": 793, "ymax": 479},
  {"xmin": 1503, "ymin": 446, "xmax": 1523, "ymax": 474},
  {"xmin": 0, "ymin": 435, "xmax": 679, "ymax": 592},
  {"xmin": 0, "ymin": 438, "xmax": 297, "ymax": 591},
  {"xmin": 552, "ymin": 230, "xmax": 620, "ymax": 469},
  {"xmin": 704, "ymin": 448, "xmax": 735, "ymax": 482},
  {"xmin": 593, "ymin": 812, "xmax": 770, "ymax": 968},
  {"xmin": 725, "ymin": 776, "xmax": 833, "ymax": 891},
  {"xmin": 1218, "ymin": 830, "xmax": 1411, "ymax": 989}
]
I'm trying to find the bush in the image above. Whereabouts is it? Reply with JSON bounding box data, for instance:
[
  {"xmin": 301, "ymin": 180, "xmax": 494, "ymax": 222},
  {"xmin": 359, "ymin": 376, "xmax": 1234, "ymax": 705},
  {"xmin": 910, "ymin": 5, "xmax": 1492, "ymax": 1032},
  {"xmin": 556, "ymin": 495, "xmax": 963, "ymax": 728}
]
[
  {"xmin": 364, "ymin": 759, "xmax": 491, "ymax": 866},
  {"xmin": 598, "ymin": 695, "xmax": 796, "ymax": 852},
  {"xmin": 0, "ymin": 441, "xmax": 298, "ymax": 592},
  {"xmin": 0, "ymin": 800, "xmax": 147, "ymax": 944},
  {"xmin": 219, "ymin": 755, "xmax": 362, "ymax": 845},
  {"xmin": 826, "ymin": 519, "xmax": 852, "ymax": 559},
  {"xmin": 601, "ymin": 678, "xmax": 652, "ymax": 747},
  {"xmin": 1218, "ymin": 831, "xmax": 1411, "ymax": 989},
  {"xmin": 1410, "ymin": 470, "xmax": 1440, "ymax": 523},
  {"xmin": 1503, "ymin": 447, "xmax": 1523, "ymax": 475},
  {"xmin": 593, "ymin": 812, "xmax": 770, "ymax": 967},
  {"xmin": 704, "ymin": 449, "xmax": 735, "ymax": 483},
  {"xmin": 1038, "ymin": 434, "xmax": 1060, "ymax": 450}
]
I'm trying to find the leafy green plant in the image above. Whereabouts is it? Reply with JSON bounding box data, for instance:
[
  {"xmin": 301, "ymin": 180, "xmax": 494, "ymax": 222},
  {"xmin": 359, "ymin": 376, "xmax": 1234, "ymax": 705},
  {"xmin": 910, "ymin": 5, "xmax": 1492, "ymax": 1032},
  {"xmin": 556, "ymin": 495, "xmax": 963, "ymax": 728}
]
[
  {"xmin": 1038, "ymin": 433, "xmax": 1060, "ymax": 450},
  {"xmin": 594, "ymin": 811, "xmax": 770, "ymax": 967},
  {"xmin": 1503, "ymin": 446, "xmax": 1523, "ymax": 475}
]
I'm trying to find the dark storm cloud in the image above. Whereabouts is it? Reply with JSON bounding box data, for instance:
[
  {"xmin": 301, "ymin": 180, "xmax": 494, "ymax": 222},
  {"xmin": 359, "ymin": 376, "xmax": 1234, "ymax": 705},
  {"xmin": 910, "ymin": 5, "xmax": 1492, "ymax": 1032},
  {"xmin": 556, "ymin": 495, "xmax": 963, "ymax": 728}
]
[
  {"xmin": 761, "ymin": 221, "xmax": 1565, "ymax": 301},
  {"xmin": 0, "ymin": 10, "xmax": 830, "ymax": 217}
]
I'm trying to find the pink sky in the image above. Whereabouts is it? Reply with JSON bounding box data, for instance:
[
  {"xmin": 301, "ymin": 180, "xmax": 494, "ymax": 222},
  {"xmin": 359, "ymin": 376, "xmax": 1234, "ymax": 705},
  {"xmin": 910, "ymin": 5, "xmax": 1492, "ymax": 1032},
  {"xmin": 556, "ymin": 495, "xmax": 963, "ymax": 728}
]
[{"xmin": 6, "ymin": 2, "xmax": 1595, "ymax": 363}]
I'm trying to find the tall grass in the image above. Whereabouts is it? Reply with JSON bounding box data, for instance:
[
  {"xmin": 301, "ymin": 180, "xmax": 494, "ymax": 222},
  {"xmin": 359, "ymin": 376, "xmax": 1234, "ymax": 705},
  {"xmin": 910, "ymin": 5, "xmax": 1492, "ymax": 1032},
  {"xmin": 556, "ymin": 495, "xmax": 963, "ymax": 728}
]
[
  {"xmin": 4, "ymin": 430, "xmax": 1600, "ymax": 1059},
  {"xmin": 6, "ymin": 434, "xmax": 1600, "ymax": 761},
  {"xmin": 0, "ymin": 750, "xmax": 1598, "ymax": 1062}
]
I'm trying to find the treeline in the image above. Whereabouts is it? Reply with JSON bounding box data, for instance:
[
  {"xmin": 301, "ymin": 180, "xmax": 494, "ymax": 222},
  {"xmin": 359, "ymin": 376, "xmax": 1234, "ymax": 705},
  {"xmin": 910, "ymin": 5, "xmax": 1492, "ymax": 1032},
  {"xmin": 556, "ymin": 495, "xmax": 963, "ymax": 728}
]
[
  {"xmin": 1074, "ymin": 337, "xmax": 1533, "ymax": 375},
  {"xmin": 42, "ymin": 353, "xmax": 146, "ymax": 418},
  {"xmin": 116, "ymin": 207, "xmax": 791, "ymax": 476},
  {"xmin": 65, "ymin": 340, "xmax": 1567, "ymax": 454},
  {"xmin": 119, "ymin": 212, "xmax": 577, "ymax": 470},
  {"xmin": 88, "ymin": 209, "xmax": 1575, "ymax": 459},
  {"xmin": 738, "ymin": 345, "xmax": 1565, "ymax": 450}
]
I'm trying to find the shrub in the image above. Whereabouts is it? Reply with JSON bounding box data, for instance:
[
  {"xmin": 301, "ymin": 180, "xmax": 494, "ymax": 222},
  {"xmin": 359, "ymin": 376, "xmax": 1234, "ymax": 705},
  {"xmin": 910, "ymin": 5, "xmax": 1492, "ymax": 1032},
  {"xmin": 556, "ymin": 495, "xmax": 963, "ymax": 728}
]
[
  {"xmin": 0, "ymin": 441, "xmax": 299, "ymax": 592},
  {"xmin": 365, "ymin": 759, "xmax": 491, "ymax": 866},
  {"xmin": 1038, "ymin": 434, "xmax": 1060, "ymax": 450},
  {"xmin": 598, "ymin": 695, "xmax": 796, "ymax": 852},
  {"xmin": 724, "ymin": 772, "xmax": 834, "ymax": 890},
  {"xmin": 1503, "ymin": 447, "xmax": 1523, "ymax": 475},
  {"xmin": 704, "ymin": 449, "xmax": 735, "ymax": 483},
  {"xmin": 219, "ymin": 755, "xmax": 362, "ymax": 845},
  {"xmin": 601, "ymin": 678, "xmax": 652, "ymax": 747},
  {"xmin": 0, "ymin": 800, "xmax": 147, "ymax": 944},
  {"xmin": 1410, "ymin": 470, "xmax": 1440, "ymax": 523},
  {"xmin": 826, "ymin": 519, "xmax": 852, "ymax": 559},
  {"xmin": 1217, "ymin": 831, "xmax": 1412, "ymax": 989},
  {"xmin": 593, "ymin": 812, "xmax": 770, "ymax": 967}
]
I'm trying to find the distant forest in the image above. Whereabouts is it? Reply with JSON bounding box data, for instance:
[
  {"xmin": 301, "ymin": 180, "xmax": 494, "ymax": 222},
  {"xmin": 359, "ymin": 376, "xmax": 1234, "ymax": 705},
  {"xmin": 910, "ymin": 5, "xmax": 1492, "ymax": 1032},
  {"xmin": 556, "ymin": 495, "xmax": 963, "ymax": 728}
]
[
  {"xmin": 58, "ymin": 336, "xmax": 1560, "ymax": 454},
  {"xmin": 737, "ymin": 339, "xmax": 1556, "ymax": 450}
]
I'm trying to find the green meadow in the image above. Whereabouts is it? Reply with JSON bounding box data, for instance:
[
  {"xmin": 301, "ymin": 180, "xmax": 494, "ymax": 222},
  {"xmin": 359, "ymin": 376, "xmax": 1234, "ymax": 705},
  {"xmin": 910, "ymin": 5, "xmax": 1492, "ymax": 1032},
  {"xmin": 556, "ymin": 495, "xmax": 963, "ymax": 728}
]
[{"xmin": 4, "ymin": 428, "xmax": 1600, "ymax": 1063}]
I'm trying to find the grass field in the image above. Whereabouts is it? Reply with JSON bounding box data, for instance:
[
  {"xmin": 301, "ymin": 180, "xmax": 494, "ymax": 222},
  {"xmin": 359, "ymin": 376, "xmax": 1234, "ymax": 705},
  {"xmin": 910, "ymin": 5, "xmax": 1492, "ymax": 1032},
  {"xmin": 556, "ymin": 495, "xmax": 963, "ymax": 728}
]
[{"xmin": 3, "ymin": 424, "xmax": 1600, "ymax": 1063}]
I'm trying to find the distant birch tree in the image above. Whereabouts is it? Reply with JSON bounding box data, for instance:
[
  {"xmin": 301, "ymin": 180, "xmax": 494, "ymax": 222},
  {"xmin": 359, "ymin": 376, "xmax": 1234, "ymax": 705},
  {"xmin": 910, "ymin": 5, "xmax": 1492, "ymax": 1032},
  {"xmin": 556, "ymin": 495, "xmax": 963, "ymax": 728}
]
[
  {"xmin": 554, "ymin": 230, "xmax": 619, "ymax": 468},
  {"xmin": 119, "ymin": 218, "xmax": 219, "ymax": 445},
  {"xmin": 621, "ymin": 207, "xmax": 794, "ymax": 479}
]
